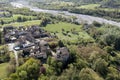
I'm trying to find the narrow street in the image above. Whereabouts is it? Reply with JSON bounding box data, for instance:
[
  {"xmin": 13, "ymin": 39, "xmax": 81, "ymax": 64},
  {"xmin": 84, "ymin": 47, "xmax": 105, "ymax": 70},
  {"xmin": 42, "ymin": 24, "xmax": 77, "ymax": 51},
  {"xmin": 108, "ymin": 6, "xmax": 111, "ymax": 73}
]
[{"xmin": 7, "ymin": 43, "xmax": 19, "ymax": 67}]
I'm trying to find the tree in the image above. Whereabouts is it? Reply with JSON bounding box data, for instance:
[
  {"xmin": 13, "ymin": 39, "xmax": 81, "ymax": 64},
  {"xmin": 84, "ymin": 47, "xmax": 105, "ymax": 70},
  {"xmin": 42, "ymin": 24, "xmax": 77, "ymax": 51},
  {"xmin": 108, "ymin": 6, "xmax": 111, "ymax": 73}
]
[
  {"xmin": 104, "ymin": 34, "xmax": 116, "ymax": 46},
  {"xmin": 114, "ymin": 36, "xmax": 120, "ymax": 50},
  {"xmin": 47, "ymin": 56, "xmax": 63, "ymax": 75},
  {"xmin": 93, "ymin": 21, "xmax": 102, "ymax": 27},
  {"xmin": 106, "ymin": 67, "xmax": 120, "ymax": 80},
  {"xmin": 9, "ymin": 73, "xmax": 18, "ymax": 80},
  {"xmin": 10, "ymin": 58, "xmax": 40, "ymax": 80},
  {"xmin": 92, "ymin": 58, "xmax": 108, "ymax": 78},
  {"xmin": 40, "ymin": 18, "xmax": 51, "ymax": 27},
  {"xmin": 79, "ymin": 68, "xmax": 103, "ymax": 80},
  {"xmin": 0, "ymin": 31, "xmax": 2, "ymax": 44},
  {"xmin": 58, "ymin": 40, "xmax": 64, "ymax": 47},
  {"xmin": 73, "ymin": 58, "xmax": 88, "ymax": 70},
  {"xmin": 17, "ymin": 16, "xmax": 22, "ymax": 22},
  {"xmin": 1, "ymin": 20, "xmax": 4, "ymax": 25},
  {"xmin": 22, "ymin": 17, "xmax": 27, "ymax": 22},
  {"xmin": 57, "ymin": 64, "xmax": 79, "ymax": 80}
]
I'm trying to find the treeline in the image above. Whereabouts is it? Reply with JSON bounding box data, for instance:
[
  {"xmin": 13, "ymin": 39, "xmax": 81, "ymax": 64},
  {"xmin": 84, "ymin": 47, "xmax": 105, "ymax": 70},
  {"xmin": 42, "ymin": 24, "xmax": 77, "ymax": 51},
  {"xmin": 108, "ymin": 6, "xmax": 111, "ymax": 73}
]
[
  {"xmin": 69, "ymin": 8, "xmax": 120, "ymax": 22},
  {"xmin": 101, "ymin": 0, "xmax": 120, "ymax": 8}
]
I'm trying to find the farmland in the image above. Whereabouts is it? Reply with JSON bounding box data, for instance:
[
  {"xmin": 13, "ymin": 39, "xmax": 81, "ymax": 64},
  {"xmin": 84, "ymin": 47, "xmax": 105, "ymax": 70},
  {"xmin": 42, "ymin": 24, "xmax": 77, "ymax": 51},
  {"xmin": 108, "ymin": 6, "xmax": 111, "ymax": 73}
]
[{"xmin": 44, "ymin": 22, "xmax": 94, "ymax": 44}]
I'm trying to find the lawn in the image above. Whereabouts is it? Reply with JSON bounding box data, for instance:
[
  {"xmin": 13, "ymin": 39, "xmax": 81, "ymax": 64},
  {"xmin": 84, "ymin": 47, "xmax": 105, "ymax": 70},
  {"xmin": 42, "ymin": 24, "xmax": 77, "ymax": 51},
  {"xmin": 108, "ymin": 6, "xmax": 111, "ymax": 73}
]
[
  {"xmin": 44, "ymin": 22, "xmax": 94, "ymax": 44},
  {"xmin": 0, "ymin": 63, "xmax": 9, "ymax": 79}
]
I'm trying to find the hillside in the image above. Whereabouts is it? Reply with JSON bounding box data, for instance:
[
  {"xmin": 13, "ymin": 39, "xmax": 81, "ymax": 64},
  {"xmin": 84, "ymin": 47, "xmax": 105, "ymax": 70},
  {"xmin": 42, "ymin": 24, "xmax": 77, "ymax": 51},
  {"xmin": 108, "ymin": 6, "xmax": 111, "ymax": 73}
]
[
  {"xmin": 0, "ymin": 0, "xmax": 120, "ymax": 80},
  {"xmin": 101, "ymin": 0, "xmax": 120, "ymax": 8}
]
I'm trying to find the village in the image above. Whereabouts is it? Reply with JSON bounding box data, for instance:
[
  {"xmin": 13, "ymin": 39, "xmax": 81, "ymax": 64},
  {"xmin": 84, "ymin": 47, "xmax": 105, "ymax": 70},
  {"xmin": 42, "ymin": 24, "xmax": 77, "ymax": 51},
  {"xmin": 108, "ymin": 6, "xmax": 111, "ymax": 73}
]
[{"xmin": 3, "ymin": 25, "xmax": 70, "ymax": 65}]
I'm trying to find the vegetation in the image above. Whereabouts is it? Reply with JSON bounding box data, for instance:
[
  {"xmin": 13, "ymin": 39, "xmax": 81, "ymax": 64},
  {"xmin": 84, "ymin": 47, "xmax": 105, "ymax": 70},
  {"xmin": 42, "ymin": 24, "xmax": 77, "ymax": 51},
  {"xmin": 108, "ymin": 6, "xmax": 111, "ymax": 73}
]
[
  {"xmin": 0, "ymin": 45, "xmax": 10, "ymax": 63},
  {"xmin": 0, "ymin": 0, "xmax": 120, "ymax": 80},
  {"xmin": 44, "ymin": 22, "xmax": 94, "ymax": 44},
  {"xmin": 29, "ymin": 0, "xmax": 120, "ymax": 22},
  {"xmin": 0, "ymin": 63, "xmax": 9, "ymax": 79}
]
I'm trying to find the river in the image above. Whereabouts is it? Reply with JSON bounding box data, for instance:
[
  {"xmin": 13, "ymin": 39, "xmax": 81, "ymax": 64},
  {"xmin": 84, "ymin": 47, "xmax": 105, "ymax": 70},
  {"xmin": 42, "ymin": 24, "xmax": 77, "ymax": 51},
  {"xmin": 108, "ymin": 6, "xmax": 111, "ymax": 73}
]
[{"xmin": 10, "ymin": 1, "xmax": 120, "ymax": 27}]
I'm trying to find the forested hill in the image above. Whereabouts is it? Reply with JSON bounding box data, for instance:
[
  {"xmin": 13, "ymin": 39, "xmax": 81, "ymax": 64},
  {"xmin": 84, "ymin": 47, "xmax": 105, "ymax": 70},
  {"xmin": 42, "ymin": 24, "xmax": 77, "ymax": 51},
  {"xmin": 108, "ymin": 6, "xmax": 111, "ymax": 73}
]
[
  {"xmin": 2, "ymin": 0, "xmax": 120, "ymax": 8},
  {"xmin": 101, "ymin": 0, "xmax": 120, "ymax": 8},
  {"xmin": 59, "ymin": 0, "xmax": 120, "ymax": 6},
  {"xmin": 60, "ymin": 0, "xmax": 103, "ymax": 3},
  {"xmin": 25, "ymin": 0, "xmax": 103, "ymax": 3},
  {"xmin": 25, "ymin": 0, "xmax": 120, "ymax": 8}
]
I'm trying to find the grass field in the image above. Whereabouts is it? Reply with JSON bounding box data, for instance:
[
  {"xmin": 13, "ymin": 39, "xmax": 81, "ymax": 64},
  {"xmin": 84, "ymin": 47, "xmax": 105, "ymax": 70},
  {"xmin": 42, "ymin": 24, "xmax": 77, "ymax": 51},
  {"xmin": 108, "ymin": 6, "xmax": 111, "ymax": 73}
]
[
  {"xmin": 77, "ymin": 4, "xmax": 119, "ymax": 11},
  {"xmin": 1, "ymin": 20, "xmax": 41, "ymax": 27},
  {"xmin": 0, "ymin": 63, "xmax": 9, "ymax": 79},
  {"xmin": 44, "ymin": 22, "xmax": 94, "ymax": 44},
  {"xmin": 77, "ymin": 4, "xmax": 100, "ymax": 10},
  {"xmin": 0, "ymin": 14, "xmax": 37, "ymax": 23}
]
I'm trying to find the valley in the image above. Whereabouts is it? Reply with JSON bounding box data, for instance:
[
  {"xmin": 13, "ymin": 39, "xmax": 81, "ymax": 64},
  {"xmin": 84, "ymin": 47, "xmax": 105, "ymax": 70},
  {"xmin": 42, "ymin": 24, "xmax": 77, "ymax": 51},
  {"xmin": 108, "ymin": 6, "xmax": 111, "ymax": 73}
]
[
  {"xmin": 11, "ymin": 1, "xmax": 120, "ymax": 27},
  {"xmin": 0, "ymin": 0, "xmax": 120, "ymax": 80}
]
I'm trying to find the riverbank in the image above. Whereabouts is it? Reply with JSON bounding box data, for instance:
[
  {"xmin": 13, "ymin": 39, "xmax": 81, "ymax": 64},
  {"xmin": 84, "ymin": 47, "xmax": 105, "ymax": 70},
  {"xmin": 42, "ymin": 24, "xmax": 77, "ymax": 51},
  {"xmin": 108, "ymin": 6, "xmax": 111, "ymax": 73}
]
[{"xmin": 10, "ymin": 1, "xmax": 120, "ymax": 27}]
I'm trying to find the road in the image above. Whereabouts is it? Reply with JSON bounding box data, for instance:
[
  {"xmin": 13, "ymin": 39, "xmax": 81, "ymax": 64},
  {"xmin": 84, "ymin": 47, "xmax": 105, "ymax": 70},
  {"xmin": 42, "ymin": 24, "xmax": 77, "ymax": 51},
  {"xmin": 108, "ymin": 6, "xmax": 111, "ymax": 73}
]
[{"xmin": 7, "ymin": 43, "xmax": 19, "ymax": 67}]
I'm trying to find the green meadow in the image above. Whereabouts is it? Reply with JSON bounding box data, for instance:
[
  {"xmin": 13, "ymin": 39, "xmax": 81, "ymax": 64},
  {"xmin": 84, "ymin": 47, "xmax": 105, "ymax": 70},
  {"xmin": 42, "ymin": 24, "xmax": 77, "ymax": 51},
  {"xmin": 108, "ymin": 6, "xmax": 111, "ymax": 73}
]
[
  {"xmin": 0, "ymin": 14, "xmax": 37, "ymax": 23},
  {"xmin": 44, "ymin": 22, "xmax": 94, "ymax": 44},
  {"xmin": 77, "ymin": 4, "xmax": 100, "ymax": 10},
  {"xmin": 2, "ymin": 20, "xmax": 41, "ymax": 27}
]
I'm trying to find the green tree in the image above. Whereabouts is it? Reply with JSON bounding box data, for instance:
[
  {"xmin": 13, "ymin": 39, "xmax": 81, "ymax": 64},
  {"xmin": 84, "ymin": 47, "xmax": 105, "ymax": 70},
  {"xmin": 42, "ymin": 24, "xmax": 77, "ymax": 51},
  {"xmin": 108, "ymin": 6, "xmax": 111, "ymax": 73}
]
[
  {"xmin": 10, "ymin": 58, "xmax": 40, "ymax": 80},
  {"xmin": 73, "ymin": 58, "xmax": 88, "ymax": 70},
  {"xmin": 114, "ymin": 36, "xmax": 120, "ymax": 50},
  {"xmin": 92, "ymin": 58, "xmax": 108, "ymax": 78},
  {"xmin": 106, "ymin": 67, "xmax": 120, "ymax": 80},
  {"xmin": 1, "ymin": 20, "xmax": 4, "ymax": 25},
  {"xmin": 58, "ymin": 40, "xmax": 64, "ymax": 47},
  {"xmin": 40, "ymin": 18, "xmax": 51, "ymax": 27},
  {"xmin": 17, "ymin": 16, "xmax": 22, "ymax": 22},
  {"xmin": 79, "ymin": 68, "xmax": 103, "ymax": 80}
]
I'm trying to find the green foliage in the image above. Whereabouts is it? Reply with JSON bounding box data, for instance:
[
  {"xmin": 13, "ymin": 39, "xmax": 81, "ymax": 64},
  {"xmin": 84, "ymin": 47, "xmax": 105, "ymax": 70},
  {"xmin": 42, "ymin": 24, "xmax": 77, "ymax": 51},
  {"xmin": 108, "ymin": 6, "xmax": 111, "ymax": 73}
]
[
  {"xmin": 57, "ymin": 64, "xmax": 79, "ymax": 80},
  {"xmin": 1, "ymin": 20, "xmax": 4, "ymax": 25},
  {"xmin": 0, "ymin": 63, "xmax": 9, "ymax": 79},
  {"xmin": 99, "ymin": 25, "xmax": 120, "ymax": 50},
  {"xmin": 70, "ymin": 7, "xmax": 120, "ymax": 22},
  {"xmin": 40, "ymin": 18, "xmax": 51, "ymax": 27},
  {"xmin": 47, "ymin": 56, "xmax": 63, "ymax": 75},
  {"xmin": 1, "ymin": 3, "xmax": 120, "ymax": 80},
  {"xmin": 58, "ymin": 40, "xmax": 65, "ymax": 47},
  {"xmin": 92, "ymin": 58, "xmax": 108, "ymax": 77},
  {"xmin": 17, "ymin": 16, "xmax": 22, "ymax": 22},
  {"xmin": 9, "ymin": 58, "xmax": 40, "ymax": 80},
  {"xmin": 101, "ymin": 0, "xmax": 120, "ymax": 8},
  {"xmin": 0, "ymin": 46, "xmax": 10, "ymax": 63},
  {"xmin": 106, "ymin": 67, "xmax": 120, "ymax": 80},
  {"xmin": 93, "ymin": 21, "xmax": 102, "ymax": 27},
  {"xmin": 44, "ymin": 22, "xmax": 94, "ymax": 44},
  {"xmin": 79, "ymin": 68, "xmax": 103, "ymax": 80},
  {"xmin": 6, "ymin": 64, "xmax": 16, "ymax": 76},
  {"xmin": 73, "ymin": 58, "xmax": 88, "ymax": 70},
  {"xmin": 114, "ymin": 36, "xmax": 120, "ymax": 50},
  {"xmin": 103, "ymin": 34, "xmax": 117, "ymax": 46}
]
